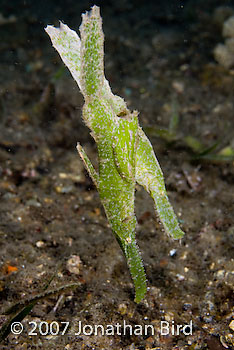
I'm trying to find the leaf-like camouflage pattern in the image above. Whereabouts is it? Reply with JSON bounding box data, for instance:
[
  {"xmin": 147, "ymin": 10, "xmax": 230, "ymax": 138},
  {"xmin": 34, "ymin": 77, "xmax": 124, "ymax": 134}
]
[{"xmin": 45, "ymin": 5, "xmax": 184, "ymax": 303}]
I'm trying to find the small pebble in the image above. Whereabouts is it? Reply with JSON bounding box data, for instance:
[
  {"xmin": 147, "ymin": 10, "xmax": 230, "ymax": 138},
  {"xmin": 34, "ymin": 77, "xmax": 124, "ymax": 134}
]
[
  {"xmin": 36, "ymin": 241, "xmax": 45, "ymax": 248},
  {"xmin": 229, "ymin": 320, "xmax": 234, "ymax": 331},
  {"xmin": 66, "ymin": 255, "xmax": 82, "ymax": 274}
]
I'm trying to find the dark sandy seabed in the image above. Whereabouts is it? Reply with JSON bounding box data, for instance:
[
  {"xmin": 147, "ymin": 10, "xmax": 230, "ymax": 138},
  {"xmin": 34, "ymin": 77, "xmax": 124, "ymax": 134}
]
[{"xmin": 0, "ymin": 0, "xmax": 234, "ymax": 349}]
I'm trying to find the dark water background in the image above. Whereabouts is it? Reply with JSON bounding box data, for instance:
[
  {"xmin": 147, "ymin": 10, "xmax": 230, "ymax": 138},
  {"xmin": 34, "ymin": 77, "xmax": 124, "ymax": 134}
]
[{"xmin": 1, "ymin": 1, "xmax": 234, "ymax": 349}]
